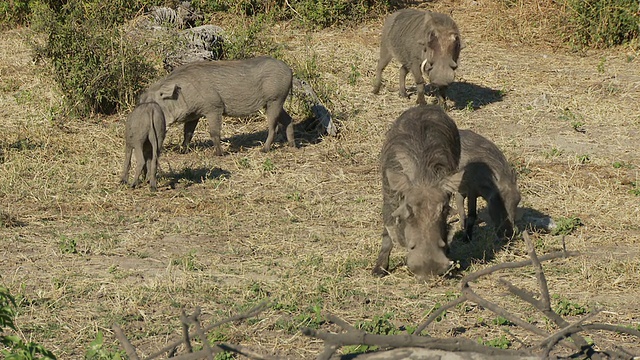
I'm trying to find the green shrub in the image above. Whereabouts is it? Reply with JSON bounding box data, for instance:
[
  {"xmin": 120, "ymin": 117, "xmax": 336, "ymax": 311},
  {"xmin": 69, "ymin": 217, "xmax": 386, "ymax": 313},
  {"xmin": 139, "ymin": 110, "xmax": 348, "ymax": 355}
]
[
  {"xmin": 30, "ymin": 0, "xmax": 161, "ymax": 117},
  {"xmin": 1, "ymin": 285, "xmax": 57, "ymax": 359},
  {"xmin": 193, "ymin": 0, "xmax": 390, "ymax": 28},
  {"xmin": 0, "ymin": 0, "xmax": 34, "ymax": 28},
  {"xmin": 563, "ymin": 0, "xmax": 639, "ymax": 48}
]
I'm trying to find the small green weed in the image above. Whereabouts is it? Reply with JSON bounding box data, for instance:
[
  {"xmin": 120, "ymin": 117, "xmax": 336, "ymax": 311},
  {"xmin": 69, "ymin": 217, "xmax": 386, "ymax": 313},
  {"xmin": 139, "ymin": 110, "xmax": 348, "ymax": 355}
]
[
  {"xmin": 576, "ymin": 154, "xmax": 590, "ymax": 164},
  {"xmin": 597, "ymin": 56, "xmax": 606, "ymax": 73},
  {"xmin": 612, "ymin": 161, "xmax": 634, "ymax": 169},
  {"xmin": 628, "ymin": 182, "xmax": 640, "ymax": 196},
  {"xmin": 287, "ymin": 192, "xmax": 303, "ymax": 202},
  {"xmin": 356, "ymin": 313, "xmax": 398, "ymax": 335},
  {"xmin": 214, "ymin": 352, "xmax": 236, "ymax": 360},
  {"xmin": 238, "ymin": 157, "xmax": 251, "ymax": 169},
  {"xmin": 85, "ymin": 332, "xmax": 125, "ymax": 360},
  {"xmin": 425, "ymin": 302, "xmax": 446, "ymax": 323},
  {"xmin": 492, "ymin": 316, "xmax": 515, "ymax": 326},
  {"xmin": 275, "ymin": 304, "xmax": 325, "ymax": 334},
  {"xmin": 58, "ymin": 236, "xmax": 78, "ymax": 254},
  {"xmin": 545, "ymin": 147, "xmax": 563, "ymax": 158},
  {"xmin": 464, "ymin": 100, "xmax": 475, "ymax": 112},
  {"xmin": 553, "ymin": 295, "xmax": 588, "ymax": 316},
  {"xmin": 262, "ymin": 158, "xmax": 275, "ymax": 173},
  {"xmin": 552, "ymin": 216, "xmax": 583, "ymax": 236},
  {"xmin": 1, "ymin": 285, "xmax": 57, "ymax": 359},
  {"xmin": 348, "ymin": 64, "xmax": 361, "ymax": 86},
  {"xmin": 478, "ymin": 335, "xmax": 511, "ymax": 349},
  {"xmin": 171, "ymin": 250, "xmax": 205, "ymax": 271},
  {"xmin": 572, "ymin": 120, "xmax": 586, "ymax": 133}
]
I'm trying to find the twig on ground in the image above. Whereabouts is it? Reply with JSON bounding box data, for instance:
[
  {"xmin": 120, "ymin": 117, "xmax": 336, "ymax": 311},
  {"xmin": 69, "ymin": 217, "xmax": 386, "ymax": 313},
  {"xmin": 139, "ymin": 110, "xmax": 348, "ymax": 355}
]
[
  {"xmin": 140, "ymin": 301, "xmax": 269, "ymax": 360},
  {"xmin": 415, "ymin": 294, "xmax": 467, "ymax": 334},
  {"xmin": 113, "ymin": 324, "xmax": 140, "ymax": 360},
  {"xmin": 301, "ymin": 327, "xmax": 533, "ymax": 357}
]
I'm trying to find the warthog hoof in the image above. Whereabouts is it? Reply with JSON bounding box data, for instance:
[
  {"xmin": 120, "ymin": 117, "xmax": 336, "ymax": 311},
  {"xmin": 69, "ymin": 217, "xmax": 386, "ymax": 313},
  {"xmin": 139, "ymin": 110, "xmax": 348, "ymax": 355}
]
[{"xmin": 372, "ymin": 266, "xmax": 389, "ymax": 277}]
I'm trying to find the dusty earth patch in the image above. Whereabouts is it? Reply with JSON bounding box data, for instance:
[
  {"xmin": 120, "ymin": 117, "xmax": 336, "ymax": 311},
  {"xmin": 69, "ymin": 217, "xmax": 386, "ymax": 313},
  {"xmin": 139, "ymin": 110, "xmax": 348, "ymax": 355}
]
[{"xmin": 1, "ymin": 1, "xmax": 639, "ymax": 358}]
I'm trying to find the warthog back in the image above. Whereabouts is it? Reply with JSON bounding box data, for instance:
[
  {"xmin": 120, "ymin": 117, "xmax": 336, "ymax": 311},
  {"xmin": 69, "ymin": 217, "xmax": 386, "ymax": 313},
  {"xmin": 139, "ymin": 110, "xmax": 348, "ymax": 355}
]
[
  {"xmin": 139, "ymin": 56, "xmax": 294, "ymax": 155},
  {"xmin": 373, "ymin": 105, "xmax": 463, "ymax": 279}
]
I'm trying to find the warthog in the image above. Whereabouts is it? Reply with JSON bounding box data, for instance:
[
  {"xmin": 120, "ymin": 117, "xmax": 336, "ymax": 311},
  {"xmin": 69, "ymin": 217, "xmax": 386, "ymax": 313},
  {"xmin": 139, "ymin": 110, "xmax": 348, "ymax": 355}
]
[
  {"xmin": 372, "ymin": 8, "xmax": 463, "ymax": 106},
  {"xmin": 120, "ymin": 102, "xmax": 166, "ymax": 191},
  {"xmin": 139, "ymin": 56, "xmax": 295, "ymax": 155},
  {"xmin": 373, "ymin": 105, "xmax": 463, "ymax": 278},
  {"xmin": 456, "ymin": 129, "xmax": 521, "ymax": 241}
]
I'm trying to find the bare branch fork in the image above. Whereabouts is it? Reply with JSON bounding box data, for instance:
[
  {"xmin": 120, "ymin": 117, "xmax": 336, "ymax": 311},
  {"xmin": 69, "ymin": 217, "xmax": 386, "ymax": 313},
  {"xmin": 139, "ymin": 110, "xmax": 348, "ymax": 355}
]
[
  {"xmin": 113, "ymin": 301, "xmax": 278, "ymax": 360},
  {"xmin": 301, "ymin": 230, "xmax": 640, "ymax": 359},
  {"xmin": 113, "ymin": 231, "xmax": 640, "ymax": 359}
]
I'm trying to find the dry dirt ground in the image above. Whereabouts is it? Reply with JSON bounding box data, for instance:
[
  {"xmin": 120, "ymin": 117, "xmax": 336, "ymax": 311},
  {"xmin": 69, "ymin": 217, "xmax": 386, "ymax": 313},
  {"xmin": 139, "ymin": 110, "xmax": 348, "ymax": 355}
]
[{"xmin": 1, "ymin": 2, "xmax": 639, "ymax": 359}]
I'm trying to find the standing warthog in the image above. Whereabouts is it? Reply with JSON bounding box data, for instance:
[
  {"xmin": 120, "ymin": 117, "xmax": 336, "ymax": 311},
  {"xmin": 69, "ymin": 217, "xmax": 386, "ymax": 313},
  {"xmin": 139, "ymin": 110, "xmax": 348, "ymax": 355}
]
[
  {"xmin": 120, "ymin": 102, "xmax": 167, "ymax": 191},
  {"xmin": 372, "ymin": 9, "xmax": 463, "ymax": 106},
  {"xmin": 139, "ymin": 56, "xmax": 295, "ymax": 155},
  {"xmin": 373, "ymin": 105, "xmax": 463, "ymax": 279},
  {"xmin": 456, "ymin": 129, "xmax": 521, "ymax": 241}
]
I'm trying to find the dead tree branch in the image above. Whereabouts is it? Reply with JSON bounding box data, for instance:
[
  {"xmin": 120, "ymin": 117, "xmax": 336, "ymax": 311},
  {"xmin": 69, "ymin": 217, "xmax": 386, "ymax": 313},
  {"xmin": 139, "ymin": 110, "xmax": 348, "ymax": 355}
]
[
  {"xmin": 301, "ymin": 327, "xmax": 533, "ymax": 357},
  {"xmin": 113, "ymin": 324, "xmax": 140, "ymax": 360}
]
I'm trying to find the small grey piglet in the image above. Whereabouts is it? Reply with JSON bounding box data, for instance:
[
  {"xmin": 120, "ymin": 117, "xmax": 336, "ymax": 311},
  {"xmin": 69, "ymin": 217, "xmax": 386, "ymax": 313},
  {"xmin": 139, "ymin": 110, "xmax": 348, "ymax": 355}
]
[{"xmin": 120, "ymin": 102, "xmax": 166, "ymax": 191}]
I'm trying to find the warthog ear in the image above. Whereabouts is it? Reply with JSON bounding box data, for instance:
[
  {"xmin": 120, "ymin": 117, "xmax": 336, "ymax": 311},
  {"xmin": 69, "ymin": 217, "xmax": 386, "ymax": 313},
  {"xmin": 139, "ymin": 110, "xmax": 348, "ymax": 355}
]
[
  {"xmin": 386, "ymin": 169, "xmax": 411, "ymax": 193},
  {"xmin": 159, "ymin": 83, "xmax": 179, "ymax": 100},
  {"xmin": 441, "ymin": 169, "xmax": 464, "ymax": 194}
]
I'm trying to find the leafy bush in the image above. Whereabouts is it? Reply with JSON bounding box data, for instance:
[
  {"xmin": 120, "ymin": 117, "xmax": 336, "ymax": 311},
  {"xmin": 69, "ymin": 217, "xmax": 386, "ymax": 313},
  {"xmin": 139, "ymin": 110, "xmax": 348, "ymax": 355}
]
[
  {"xmin": 1, "ymin": 286, "xmax": 57, "ymax": 359},
  {"xmin": 193, "ymin": 0, "xmax": 390, "ymax": 28},
  {"xmin": 563, "ymin": 0, "xmax": 639, "ymax": 48},
  {"xmin": 493, "ymin": 0, "xmax": 638, "ymax": 49},
  {"xmin": 30, "ymin": 0, "xmax": 161, "ymax": 116},
  {"xmin": 0, "ymin": 0, "xmax": 34, "ymax": 28}
]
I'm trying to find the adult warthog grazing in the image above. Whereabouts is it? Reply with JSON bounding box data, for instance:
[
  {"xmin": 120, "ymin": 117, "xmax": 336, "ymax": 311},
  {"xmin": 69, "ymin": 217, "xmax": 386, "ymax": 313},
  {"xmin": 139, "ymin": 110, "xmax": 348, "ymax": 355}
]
[
  {"xmin": 139, "ymin": 56, "xmax": 295, "ymax": 155},
  {"xmin": 373, "ymin": 105, "xmax": 463, "ymax": 279},
  {"xmin": 372, "ymin": 8, "xmax": 463, "ymax": 106},
  {"xmin": 120, "ymin": 102, "xmax": 166, "ymax": 191},
  {"xmin": 456, "ymin": 129, "xmax": 521, "ymax": 241}
]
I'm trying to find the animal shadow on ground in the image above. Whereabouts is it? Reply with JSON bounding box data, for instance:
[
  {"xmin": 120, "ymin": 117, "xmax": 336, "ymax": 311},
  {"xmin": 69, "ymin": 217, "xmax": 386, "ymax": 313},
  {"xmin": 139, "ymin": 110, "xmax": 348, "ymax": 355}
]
[
  {"xmin": 224, "ymin": 115, "xmax": 326, "ymax": 152},
  {"xmin": 166, "ymin": 166, "xmax": 230, "ymax": 189},
  {"xmin": 167, "ymin": 115, "xmax": 326, "ymax": 153},
  {"xmin": 442, "ymin": 81, "xmax": 505, "ymax": 110},
  {"xmin": 447, "ymin": 207, "xmax": 555, "ymax": 272}
]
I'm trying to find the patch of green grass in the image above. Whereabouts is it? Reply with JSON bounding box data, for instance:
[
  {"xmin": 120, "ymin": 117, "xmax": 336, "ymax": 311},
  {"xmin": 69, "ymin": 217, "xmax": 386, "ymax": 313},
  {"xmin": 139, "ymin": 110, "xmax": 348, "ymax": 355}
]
[
  {"xmin": 597, "ymin": 56, "xmax": 607, "ymax": 73},
  {"xmin": 553, "ymin": 295, "xmax": 588, "ymax": 316},
  {"xmin": 612, "ymin": 161, "xmax": 634, "ymax": 169},
  {"xmin": 58, "ymin": 235, "xmax": 78, "ymax": 254},
  {"xmin": 552, "ymin": 216, "xmax": 583, "ymax": 236},
  {"xmin": 545, "ymin": 147, "xmax": 564, "ymax": 158},
  {"xmin": 356, "ymin": 313, "xmax": 398, "ymax": 336},
  {"xmin": 492, "ymin": 316, "xmax": 515, "ymax": 326},
  {"xmin": 85, "ymin": 331, "xmax": 125, "ymax": 360},
  {"xmin": 287, "ymin": 191, "xmax": 303, "ymax": 202},
  {"xmin": 628, "ymin": 181, "xmax": 640, "ymax": 196},
  {"xmin": 262, "ymin": 158, "xmax": 275, "ymax": 173},
  {"xmin": 274, "ymin": 304, "xmax": 325, "ymax": 334},
  {"xmin": 1, "ymin": 285, "xmax": 57, "ymax": 359},
  {"xmin": 238, "ymin": 157, "xmax": 251, "ymax": 169},
  {"xmin": 478, "ymin": 335, "xmax": 511, "ymax": 349},
  {"xmin": 464, "ymin": 100, "xmax": 475, "ymax": 112},
  {"xmin": 576, "ymin": 154, "xmax": 590, "ymax": 164},
  {"xmin": 348, "ymin": 64, "xmax": 361, "ymax": 86},
  {"xmin": 171, "ymin": 250, "xmax": 205, "ymax": 271}
]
